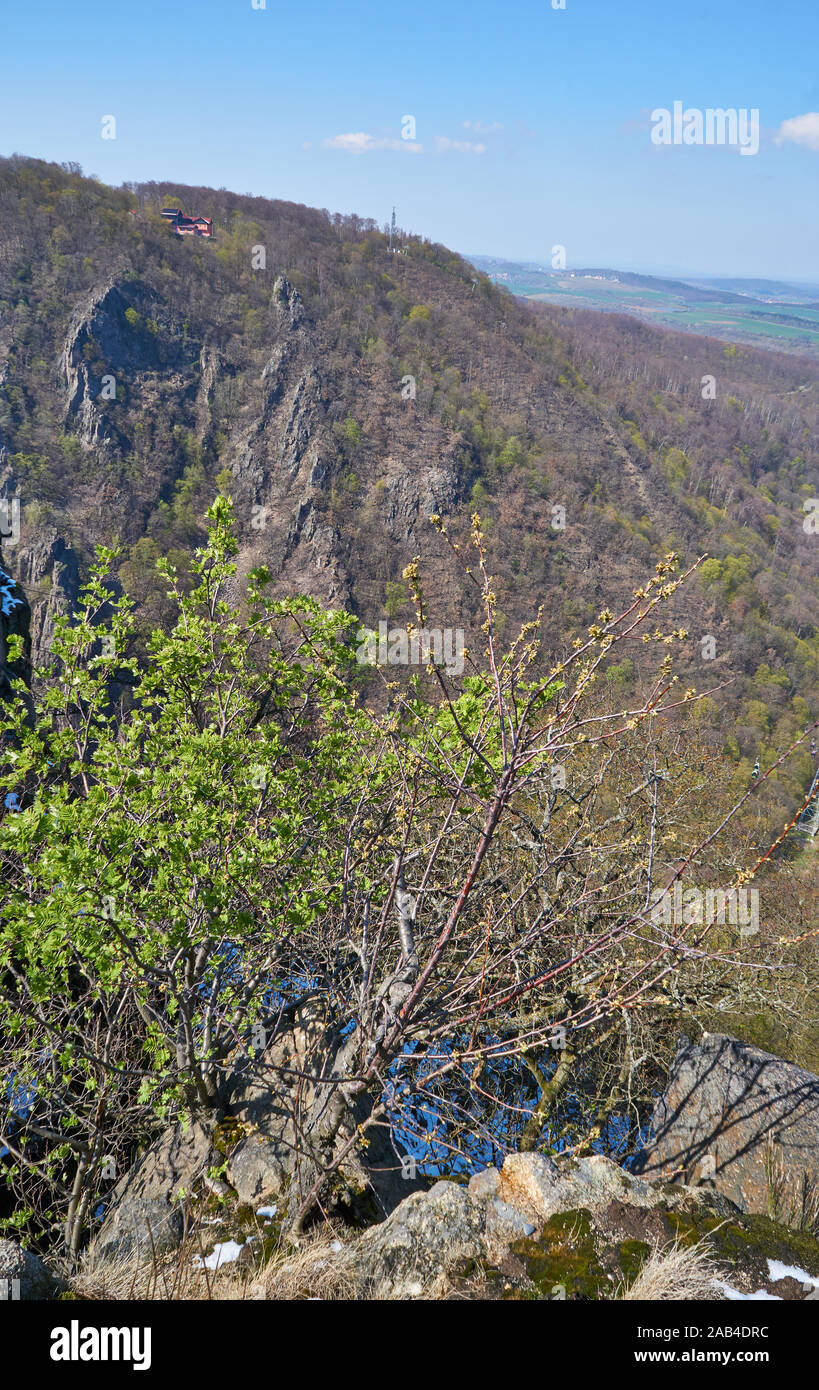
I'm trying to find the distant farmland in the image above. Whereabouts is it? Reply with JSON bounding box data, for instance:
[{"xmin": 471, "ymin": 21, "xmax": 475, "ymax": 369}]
[{"xmin": 467, "ymin": 258, "xmax": 819, "ymax": 359}]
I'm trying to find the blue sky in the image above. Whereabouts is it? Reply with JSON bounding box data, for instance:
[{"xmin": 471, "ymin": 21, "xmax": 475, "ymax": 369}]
[{"xmin": 2, "ymin": 0, "xmax": 818, "ymax": 279}]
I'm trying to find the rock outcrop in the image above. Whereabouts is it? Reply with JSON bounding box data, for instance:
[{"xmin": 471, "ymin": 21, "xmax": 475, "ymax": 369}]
[
  {"xmin": 14, "ymin": 529, "xmax": 79, "ymax": 668},
  {"xmin": 87, "ymin": 1001, "xmax": 422, "ymax": 1265},
  {"xmin": 87, "ymin": 1118, "xmax": 214, "ymax": 1265},
  {"xmin": 224, "ymin": 997, "xmax": 422, "ymax": 1221},
  {"xmin": 77, "ymin": 1029, "xmax": 819, "ymax": 1292},
  {"xmin": 341, "ymin": 1153, "xmax": 705, "ymax": 1298},
  {"xmin": 226, "ymin": 276, "xmax": 348, "ymax": 605},
  {"xmin": 61, "ymin": 278, "xmax": 199, "ymax": 452},
  {"xmin": 343, "ymin": 1179, "xmax": 487, "ymax": 1299},
  {"xmin": 0, "ymin": 1238, "xmax": 64, "ymax": 1300},
  {"xmin": 260, "ymin": 1151, "xmax": 819, "ymax": 1301},
  {"xmin": 634, "ymin": 1033, "xmax": 819, "ymax": 1219}
]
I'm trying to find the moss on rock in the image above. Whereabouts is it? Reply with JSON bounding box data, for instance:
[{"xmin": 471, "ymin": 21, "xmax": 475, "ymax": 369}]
[
  {"xmin": 664, "ymin": 1207, "xmax": 819, "ymax": 1278},
  {"xmin": 616, "ymin": 1238, "xmax": 652, "ymax": 1283},
  {"xmin": 510, "ymin": 1209, "xmax": 613, "ymax": 1299},
  {"xmin": 212, "ymin": 1117, "xmax": 246, "ymax": 1158}
]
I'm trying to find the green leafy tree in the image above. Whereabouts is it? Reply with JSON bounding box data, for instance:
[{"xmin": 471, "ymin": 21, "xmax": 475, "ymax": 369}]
[{"xmin": 0, "ymin": 497, "xmax": 378, "ymax": 1251}]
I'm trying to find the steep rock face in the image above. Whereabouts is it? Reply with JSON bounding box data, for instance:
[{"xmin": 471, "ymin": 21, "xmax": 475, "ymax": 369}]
[
  {"xmin": 14, "ymin": 529, "xmax": 79, "ymax": 668},
  {"xmin": 194, "ymin": 345, "xmax": 224, "ymax": 440},
  {"xmin": 1, "ymin": 276, "xmax": 205, "ymax": 663},
  {"xmin": 634, "ymin": 1033, "xmax": 819, "ymax": 1218},
  {"xmin": 223, "ymin": 276, "xmax": 465, "ymax": 616},
  {"xmin": 226, "ymin": 276, "xmax": 348, "ymax": 604},
  {"xmin": 61, "ymin": 278, "xmax": 201, "ymax": 452}
]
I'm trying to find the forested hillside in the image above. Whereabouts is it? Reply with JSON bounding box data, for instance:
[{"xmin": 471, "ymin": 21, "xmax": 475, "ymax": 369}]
[{"xmin": 1, "ymin": 153, "xmax": 818, "ymax": 853}]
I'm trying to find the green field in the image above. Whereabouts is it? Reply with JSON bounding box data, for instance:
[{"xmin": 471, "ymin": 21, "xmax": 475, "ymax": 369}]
[{"xmin": 468, "ymin": 259, "xmax": 819, "ymax": 359}]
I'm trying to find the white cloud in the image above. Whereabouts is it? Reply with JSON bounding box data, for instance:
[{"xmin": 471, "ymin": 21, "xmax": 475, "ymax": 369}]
[
  {"xmin": 434, "ymin": 136, "xmax": 487, "ymax": 154},
  {"xmin": 322, "ymin": 132, "xmax": 423, "ymax": 154},
  {"xmin": 321, "ymin": 131, "xmax": 487, "ymax": 156},
  {"xmin": 775, "ymin": 112, "xmax": 819, "ymax": 151}
]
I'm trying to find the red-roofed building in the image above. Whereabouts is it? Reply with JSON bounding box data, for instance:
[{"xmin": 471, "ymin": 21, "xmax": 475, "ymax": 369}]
[
  {"xmin": 161, "ymin": 207, "xmax": 214, "ymax": 238},
  {"xmin": 174, "ymin": 214, "xmax": 213, "ymax": 238}
]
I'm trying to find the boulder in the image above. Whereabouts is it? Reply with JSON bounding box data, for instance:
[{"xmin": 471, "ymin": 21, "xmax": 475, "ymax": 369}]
[
  {"xmin": 634, "ymin": 1033, "xmax": 819, "ymax": 1217},
  {"xmin": 0, "ymin": 1239, "xmax": 63, "ymax": 1300},
  {"xmin": 494, "ymin": 1196, "xmax": 819, "ymax": 1302},
  {"xmin": 227, "ymin": 1132, "xmax": 289, "ymax": 1206},
  {"xmin": 87, "ymin": 1117, "xmax": 214, "ymax": 1265},
  {"xmin": 495, "ymin": 1152, "xmax": 667, "ymax": 1222},
  {"xmin": 348, "ymin": 1180, "xmax": 487, "ymax": 1299}
]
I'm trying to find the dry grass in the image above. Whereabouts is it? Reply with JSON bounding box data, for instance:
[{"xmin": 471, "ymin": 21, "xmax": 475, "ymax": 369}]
[
  {"xmin": 67, "ymin": 1196, "xmax": 736, "ymax": 1303},
  {"xmin": 70, "ymin": 1223, "xmax": 359, "ymax": 1302},
  {"xmin": 72, "ymin": 1240, "xmax": 246, "ymax": 1302},
  {"xmin": 620, "ymin": 1236, "xmax": 723, "ymax": 1301},
  {"xmin": 764, "ymin": 1138, "xmax": 819, "ymax": 1236},
  {"xmin": 69, "ymin": 1229, "xmax": 730, "ymax": 1302},
  {"xmin": 259, "ymin": 1233, "xmax": 360, "ymax": 1300}
]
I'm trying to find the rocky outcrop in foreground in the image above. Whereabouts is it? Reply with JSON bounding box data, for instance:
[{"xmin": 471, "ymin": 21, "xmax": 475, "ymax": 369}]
[
  {"xmin": 80, "ymin": 1149, "xmax": 819, "ymax": 1301},
  {"xmin": 296, "ymin": 1152, "xmax": 819, "ymax": 1300},
  {"xmin": 10, "ymin": 1142, "xmax": 819, "ymax": 1301},
  {"xmin": 87, "ymin": 1000, "xmax": 423, "ymax": 1267}
]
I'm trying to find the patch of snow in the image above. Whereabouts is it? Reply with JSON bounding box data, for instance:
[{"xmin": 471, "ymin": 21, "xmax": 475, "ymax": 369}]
[
  {"xmin": 767, "ymin": 1258, "xmax": 819, "ymax": 1288},
  {"xmin": 712, "ymin": 1279, "xmax": 781, "ymax": 1301},
  {"xmin": 256, "ymin": 1205, "xmax": 277, "ymax": 1219},
  {"xmin": 193, "ymin": 1239, "xmax": 244, "ymax": 1270},
  {"xmin": 329, "ymin": 1240, "xmax": 342, "ymax": 1252}
]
